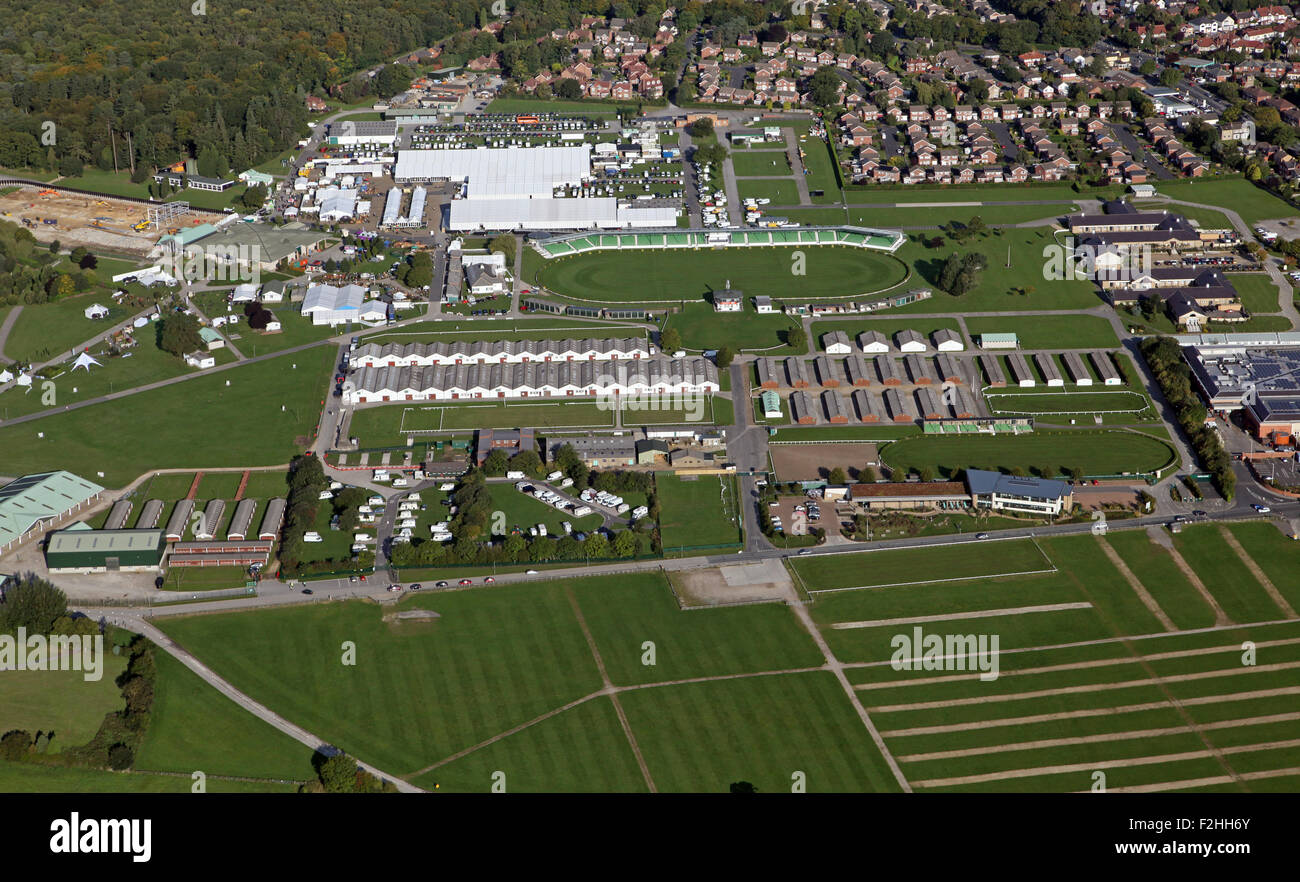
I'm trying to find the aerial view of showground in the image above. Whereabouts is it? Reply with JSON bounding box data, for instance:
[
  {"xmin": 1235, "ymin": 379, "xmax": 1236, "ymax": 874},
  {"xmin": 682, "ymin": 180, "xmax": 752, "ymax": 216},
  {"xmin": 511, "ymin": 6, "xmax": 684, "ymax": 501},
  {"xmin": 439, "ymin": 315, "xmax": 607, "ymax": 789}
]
[{"xmin": 0, "ymin": 0, "xmax": 1296, "ymax": 865}]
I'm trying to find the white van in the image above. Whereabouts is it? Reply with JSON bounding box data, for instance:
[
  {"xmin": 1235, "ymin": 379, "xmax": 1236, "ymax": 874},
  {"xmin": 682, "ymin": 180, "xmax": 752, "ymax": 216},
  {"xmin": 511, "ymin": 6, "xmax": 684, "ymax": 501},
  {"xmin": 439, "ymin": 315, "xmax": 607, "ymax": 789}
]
[
  {"xmin": 353, "ymin": 532, "xmax": 373, "ymax": 543},
  {"xmin": 391, "ymin": 477, "xmax": 409, "ymax": 488},
  {"xmin": 303, "ymin": 531, "xmax": 323, "ymax": 543}
]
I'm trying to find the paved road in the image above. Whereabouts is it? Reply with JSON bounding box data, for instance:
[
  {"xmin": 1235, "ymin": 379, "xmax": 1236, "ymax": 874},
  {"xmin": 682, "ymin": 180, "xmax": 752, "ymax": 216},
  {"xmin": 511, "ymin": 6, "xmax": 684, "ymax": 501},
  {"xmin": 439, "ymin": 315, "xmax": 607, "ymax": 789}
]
[
  {"xmin": 782, "ymin": 127, "xmax": 813, "ymax": 206},
  {"xmin": 104, "ymin": 614, "xmax": 423, "ymax": 792}
]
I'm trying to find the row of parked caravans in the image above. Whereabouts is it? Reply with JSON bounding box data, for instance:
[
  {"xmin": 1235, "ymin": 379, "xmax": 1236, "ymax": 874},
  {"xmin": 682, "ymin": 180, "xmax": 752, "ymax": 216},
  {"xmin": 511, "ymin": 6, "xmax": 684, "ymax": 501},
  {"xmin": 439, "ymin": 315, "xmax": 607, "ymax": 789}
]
[
  {"xmin": 515, "ymin": 480, "xmax": 593, "ymax": 519},
  {"xmin": 580, "ymin": 487, "xmax": 632, "ymax": 516}
]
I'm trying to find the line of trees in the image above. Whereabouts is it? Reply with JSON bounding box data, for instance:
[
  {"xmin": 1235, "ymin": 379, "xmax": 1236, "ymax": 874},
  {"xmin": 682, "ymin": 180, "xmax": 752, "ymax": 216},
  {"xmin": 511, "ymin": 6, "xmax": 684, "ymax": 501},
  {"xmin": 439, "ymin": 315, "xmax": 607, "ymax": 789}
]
[{"xmin": 1140, "ymin": 336, "xmax": 1235, "ymax": 500}]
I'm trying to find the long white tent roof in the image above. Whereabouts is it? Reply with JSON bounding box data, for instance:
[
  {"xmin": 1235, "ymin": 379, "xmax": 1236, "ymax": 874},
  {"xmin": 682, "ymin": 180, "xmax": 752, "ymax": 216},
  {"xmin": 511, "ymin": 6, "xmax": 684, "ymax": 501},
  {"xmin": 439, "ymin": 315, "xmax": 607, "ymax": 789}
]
[
  {"xmin": 394, "ymin": 145, "xmax": 591, "ymax": 197},
  {"xmin": 449, "ymin": 197, "xmax": 677, "ymax": 231}
]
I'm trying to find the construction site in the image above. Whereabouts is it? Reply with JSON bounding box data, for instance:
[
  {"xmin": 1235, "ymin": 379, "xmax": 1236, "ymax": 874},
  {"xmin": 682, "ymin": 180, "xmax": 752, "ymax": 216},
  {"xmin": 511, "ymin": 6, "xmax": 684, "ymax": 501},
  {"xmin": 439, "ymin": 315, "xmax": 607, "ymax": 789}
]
[{"xmin": 0, "ymin": 183, "xmax": 223, "ymax": 256}]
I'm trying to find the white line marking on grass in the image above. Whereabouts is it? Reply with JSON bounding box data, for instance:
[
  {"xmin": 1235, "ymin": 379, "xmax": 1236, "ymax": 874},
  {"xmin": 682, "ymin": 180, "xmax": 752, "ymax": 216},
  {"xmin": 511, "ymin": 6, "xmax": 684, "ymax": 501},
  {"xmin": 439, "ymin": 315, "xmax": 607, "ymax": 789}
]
[
  {"xmin": 1086, "ymin": 766, "xmax": 1300, "ymax": 793},
  {"xmin": 809, "ymin": 567, "xmax": 1060, "ymax": 594},
  {"xmin": 867, "ymin": 661, "xmax": 1300, "ymax": 713},
  {"xmin": 913, "ymin": 738, "xmax": 1300, "ymax": 789},
  {"xmin": 833, "ymin": 602, "xmax": 1091, "ymax": 630},
  {"xmin": 880, "ymin": 685, "xmax": 1300, "ymax": 737}
]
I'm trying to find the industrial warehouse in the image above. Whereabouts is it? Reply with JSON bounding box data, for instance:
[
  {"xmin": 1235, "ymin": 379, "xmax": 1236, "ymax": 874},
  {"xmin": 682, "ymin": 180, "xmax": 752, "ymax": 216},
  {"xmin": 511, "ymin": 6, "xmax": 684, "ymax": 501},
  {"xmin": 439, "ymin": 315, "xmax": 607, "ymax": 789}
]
[
  {"xmin": 350, "ymin": 337, "xmax": 652, "ymax": 367},
  {"xmin": 1182, "ymin": 335, "xmax": 1300, "ymax": 441},
  {"xmin": 342, "ymin": 357, "xmax": 719, "ymax": 404}
]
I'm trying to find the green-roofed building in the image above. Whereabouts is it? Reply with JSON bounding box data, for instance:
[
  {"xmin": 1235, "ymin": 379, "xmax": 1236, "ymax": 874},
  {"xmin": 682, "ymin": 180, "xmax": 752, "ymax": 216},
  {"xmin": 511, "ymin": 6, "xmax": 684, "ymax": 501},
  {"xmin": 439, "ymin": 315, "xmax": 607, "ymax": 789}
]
[
  {"xmin": 45, "ymin": 529, "xmax": 166, "ymax": 573},
  {"xmin": 0, "ymin": 471, "xmax": 105, "ymax": 555}
]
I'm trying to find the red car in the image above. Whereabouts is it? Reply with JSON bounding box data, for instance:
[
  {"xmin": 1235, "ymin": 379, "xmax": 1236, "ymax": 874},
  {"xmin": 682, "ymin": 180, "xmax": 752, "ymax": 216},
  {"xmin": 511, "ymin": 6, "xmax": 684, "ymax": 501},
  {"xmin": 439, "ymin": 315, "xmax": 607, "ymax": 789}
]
[
  {"xmin": 458, "ymin": 579, "xmax": 472, "ymax": 586},
  {"xmin": 484, "ymin": 577, "xmax": 496, "ymax": 584}
]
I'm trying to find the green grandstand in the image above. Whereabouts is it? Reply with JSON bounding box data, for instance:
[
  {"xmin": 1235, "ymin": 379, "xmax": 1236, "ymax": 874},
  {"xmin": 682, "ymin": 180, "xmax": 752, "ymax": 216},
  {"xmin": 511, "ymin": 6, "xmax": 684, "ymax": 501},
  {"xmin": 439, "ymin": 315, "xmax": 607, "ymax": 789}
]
[{"xmin": 535, "ymin": 225, "xmax": 904, "ymax": 258}]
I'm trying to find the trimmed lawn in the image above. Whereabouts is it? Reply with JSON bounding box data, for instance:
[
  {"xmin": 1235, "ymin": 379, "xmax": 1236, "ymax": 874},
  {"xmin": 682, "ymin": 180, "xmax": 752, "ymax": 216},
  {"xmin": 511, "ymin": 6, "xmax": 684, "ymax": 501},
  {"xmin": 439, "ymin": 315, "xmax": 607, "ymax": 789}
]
[
  {"xmin": 1172, "ymin": 526, "xmax": 1289, "ymax": 624},
  {"xmin": 736, "ymin": 179, "xmax": 801, "ymax": 205},
  {"xmin": 0, "ymin": 347, "xmax": 335, "ymax": 486},
  {"xmin": 415, "ymin": 697, "xmax": 647, "ymax": 792},
  {"xmin": 843, "ymin": 184, "xmax": 1120, "ymax": 205},
  {"xmin": 793, "ymin": 538, "xmax": 1051, "ymax": 592},
  {"xmin": 0, "ymin": 759, "xmax": 295, "ymax": 793},
  {"xmin": 156, "ymin": 585, "xmax": 605, "ymax": 773},
  {"xmin": 782, "ymin": 204, "xmax": 1075, "ymax": 228},
  {"xmin": 983, "ymin": 390, "xmax": 1152, "ymax": 417},
  {"xmin": 3, "ymin": 294, "xmax": 141, "ymax": 363},
  {"xmin": 880, "ymin": 429, "xmax": 1175, "ymax": 479},
  {"xmin": 657, "ymin": 474, "xmax": 742, "ymax": 550},
  {"xmin": 1232, "ymin": 274, "xmax": 1282, "ymax": 314},
  {"xmin": 486, "ymin": 483, "xmax": 604, "ymax": 537},
  {"xmin": 1104, "ymin": 530, "xmax": 1218, "ymax": 631},
  {"xmin": 730, "ymin": 149, "xmax": 793, "ymax": 178},
  {"xmin": 0, "ymin": 656, "xmax": 128, "ymax": 753},
  {"xmin": 135, "ymin": 652, "xmax": 316, "ymax": 781},
  {"xmin": 571, "ymin": 572, "xmax": 820, "ymax": 685},
  {"xmin": 664, "ymin": 303, "xmax": 801, "ymax": 352},
  {"xmin": 1156, "ymin": 178, "xmax": 1296, "ymax": 225},
  {"xmin": 485, "ymin": 97, "xmax": 635, "ymax": 116},
  {"xmin": 965, "ymin": 315, "xmax": 1119, "ymax": 350},
  {"xmin": 1226, "ymin": 523, "xmax": 1300, "ymax": 613},
  {"xmin": 349, "ymin": 400, "xmax": 614, "ymax": 445},
  {"xmin": 362, "ymin": 319, "xmax": 650, "ymax": 345},
  {"xmin": 535, "ymin": 245, "xmax": 908, "ymax": 302},
  {"xmin": 619, "ymin": 672, "xmax": 906, "ymax": 792}
]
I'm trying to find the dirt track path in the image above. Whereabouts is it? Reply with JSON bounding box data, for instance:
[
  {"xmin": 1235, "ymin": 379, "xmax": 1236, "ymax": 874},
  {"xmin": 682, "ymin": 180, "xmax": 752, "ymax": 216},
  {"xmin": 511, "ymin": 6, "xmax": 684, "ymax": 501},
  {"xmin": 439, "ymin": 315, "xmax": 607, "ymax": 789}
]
[
  {"xmin": 831, "ymin": 602, "xmax": 1092, "ymax": 630},
  {"xmin": 1098, "ymin": 536, "xmax": 1176, "ymax": 631},
  {"xmin": 1218, "ymin": 525, "xmax": 1297, "ymax": 618},
  {"xmin": 1089, "ymin": 766, "xmax": 1300, "ymax": 793}
]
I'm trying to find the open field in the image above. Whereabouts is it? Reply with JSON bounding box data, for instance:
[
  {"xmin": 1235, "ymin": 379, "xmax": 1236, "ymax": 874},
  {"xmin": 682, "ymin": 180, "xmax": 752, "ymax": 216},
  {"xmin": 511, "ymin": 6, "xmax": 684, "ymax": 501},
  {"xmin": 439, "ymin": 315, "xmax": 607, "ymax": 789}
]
[
  {"xmin": 736, "ymin": 179, "xmax": 801, "ymax": 204},
  {"xmin": 534, "ymin": 246, "xmax": 908, "ymax": 302},
  {"xmin": 1156, "ymin": 178, "xmax": 1296, "ymax": 225},
  {"xmin": 0, "ymin": 760, "xmax": 296, "ymax": 793},
  {"xmin": 487, "ymin": 483, "xmax": 604, "ymax": 537},
  {"xmin": 880, "ymin": 429, "xmax": 1175, "ymax": 479},
  {"xmin": 790, "ymin": 538, "xmax": 1054, "ymax": 593},
  {"xmin": 730, "ymin": 150, "xmax": 793, "ymax": 177},
  {"xmin": 0, "ymin": 347, "xmax": 334, "ymax": 485},
  {"xmin": 983, "ymin": 390, "xmax": 1151, "ymax": 417},
  {"xmin": 0, "ymin": 657, "xmax": 129, "ymax": 753},
  {"xmin": 2, "ymin": 293, "xmax": 141, "ymax": 364},
  {"xmin": 656, "ymin": 474, "xmax": 742, "ymax": 550},
  {"xmin": 663, "ymin": 303, "xmax": 801, "ymax": 351},
  {"xmin": 1232, "ymin": 274, "xmax": 1283, "ymax": 314},
  {"xmin": 964, "ymin": 316, "xmax": 1119, "ymax": 350}
]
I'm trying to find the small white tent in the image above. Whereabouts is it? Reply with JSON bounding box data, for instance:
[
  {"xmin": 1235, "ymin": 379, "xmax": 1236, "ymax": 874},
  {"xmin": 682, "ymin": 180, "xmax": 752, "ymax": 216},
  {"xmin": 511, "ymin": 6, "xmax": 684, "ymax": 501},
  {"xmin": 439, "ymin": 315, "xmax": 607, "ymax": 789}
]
[{"xmin": 72, "ymin": 351, "xmax": 102, "ymax": 372}]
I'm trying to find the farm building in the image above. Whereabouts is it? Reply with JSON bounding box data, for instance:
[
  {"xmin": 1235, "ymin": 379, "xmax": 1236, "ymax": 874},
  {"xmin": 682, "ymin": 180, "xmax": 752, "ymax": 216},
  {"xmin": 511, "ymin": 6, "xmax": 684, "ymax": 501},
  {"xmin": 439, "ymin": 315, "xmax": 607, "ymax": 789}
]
[
  {"xmin": 895, "ymin": 329, "xmax": 926, "ymax": 353},
  {"xmin": 904, "ymin": 354, "xmax": 934, "ymax": 385},
  {"xmin": 259, "ymin": 498, "xmax": 286, "ymax": 541},
  {"xmin": 1008, "ymin": 353, "xmax": 1035, "ymax": 387},
  {"xmin": 814, "ymin": 355, "xmax": 841, "ymax": 388},
  {"xmin": 45, "ymin": 529, "xmax": 166, "ymax": 574},
  {"xmin": 883, "ymin": 387, "xmax": 914, "ymax": 423},
  {"xmin": 932, "ymin": 328, "xmax": 965, "ymax": 351},
  {"xmin": 979, "ymin": 332, "xmax": 1019, "ymax": 349},
  {"xmin": 822, "ymin": 390, "xmax": 848, "ymax": 423},
  {"xmin": 354, "ymin": 338, "xmax": 651, "ymax": 367},
  {"xmin": 822, "ymin": 331, "xmax": 852, "ymax": 354},
  {"xmin": 0, "ymin": 471, "xmax": 104, "ymax": 555},
  {"xmin": 104, "ymin": 499, "xmax": 133, "ymax": 531},
  {"xmin": 785, "ymin": 357, "xmax": 810, "ymax": 388},
  {"xmin": 195, "ymin": 499, "xmax": 225, "ymax": 541},
  {"xmin": 759, "ymin": 391, "xmax": 783, "ymax": 419},
  {"xmin": 169, "ymin": 540, "xmax": 273, "ymax": 568},
  {"xmin": 1063, "ymin": 352, "xmax": 1092, "ymax": 385},
  {"xmin": 915, "ymin": 387, "xmax": 945, "ymax": 420},
  {"xmin": 343, "ymin": 358, "xmax": 719, "ymax": 404},
  {"xmin": 851, "ymin": 389, "xmax": 884, "ymax": 422},
  {"xmin": 875, "ymin": 356, "xmax": 902, "ymax": 386},
  {"xmin": 935, "ymin": 353, "xmax": 963, "ymax": 384},
  {"xmin": 845, "ymin": 355, "xmax": 873, "ymax": 387},
  {"xmin": 790, "ymin": 391, "xmax": 817, "ymax": 424},
  {"xmin": 951, "ymin": 386, "xmax": 978, "ymax": 419},
  {"xmin": 756, "ymin": 357, "xmax": 780, "ymax": 389},
  {"xmin": 227, "ymin": 499, "xmax": 258, "ymax": 541},
  {"xmin": 1035, "ymin": 353, "xmax": 1064, "ymax": 387},
  {"xmin": 164, "ymin": 499, "xmax": 195, "ymax": 542},
  {"xmin": 135, "ymin": 499, "xmax": 164, "ymax": 530},
  {"xmin": 858, "ymin": 330, "xmax": 889, "ymax": 353},
  {"xmin": 1090, "ymin": 352, "xmax": 1121, "ymax": 385},
  {"xmin": 979, "ymin": 354, "xmax": 1007, "ymax": 387}
]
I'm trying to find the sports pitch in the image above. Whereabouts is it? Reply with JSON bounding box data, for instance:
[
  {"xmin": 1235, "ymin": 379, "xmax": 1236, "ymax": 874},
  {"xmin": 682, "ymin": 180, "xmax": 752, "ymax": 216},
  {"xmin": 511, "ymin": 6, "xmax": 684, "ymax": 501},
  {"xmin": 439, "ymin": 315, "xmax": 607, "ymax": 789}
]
[{"xmin": 533, "ymin": 246, "xmax": 908, "ymax": 302}]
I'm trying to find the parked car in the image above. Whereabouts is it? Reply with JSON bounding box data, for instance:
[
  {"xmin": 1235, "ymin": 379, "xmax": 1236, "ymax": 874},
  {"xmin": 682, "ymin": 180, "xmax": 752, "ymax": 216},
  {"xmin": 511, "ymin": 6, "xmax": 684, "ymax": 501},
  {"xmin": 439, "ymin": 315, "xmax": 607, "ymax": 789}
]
[
  {"xmin": 409, "ymin": 583, "xmax": 422, "ymax": 591},
  {"xmin": 484, "ymin": 577, "xmax": 496, "ymax": 583},
  {"xmin": 976, "ymin": 533, "xmax": 991, "ymax": 540},
  {"xmin": 458, "ymin": 578, "xmax": 472, "ymax": 586},
  {"xmin": 435, "ymin": 581, "xmax": 449, "ymax": 588}
]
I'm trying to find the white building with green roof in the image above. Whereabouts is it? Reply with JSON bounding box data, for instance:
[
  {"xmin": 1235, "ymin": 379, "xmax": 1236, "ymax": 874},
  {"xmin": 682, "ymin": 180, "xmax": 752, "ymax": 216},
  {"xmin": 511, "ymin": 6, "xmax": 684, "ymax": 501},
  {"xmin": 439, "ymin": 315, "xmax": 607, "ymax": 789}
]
[{"xmin": 0, "ymin": 471, "xmax": 104, "ymax": 555}]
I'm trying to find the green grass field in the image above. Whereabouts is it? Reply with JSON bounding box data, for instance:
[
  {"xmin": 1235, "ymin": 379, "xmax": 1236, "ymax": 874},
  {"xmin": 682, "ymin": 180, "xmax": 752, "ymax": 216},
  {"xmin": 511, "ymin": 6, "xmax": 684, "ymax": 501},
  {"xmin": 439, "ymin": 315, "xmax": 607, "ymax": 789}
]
[
  {"xmin": 0, "ymin": 656, "xmax": 128, "ymax": 752},
  {"xmin": 663, "ymin": 303, "xmax": 800, "ymax": 351},
  {"xmin": 880, "ymin": 429, "xmax": 1175, "ymax": 479},
  {"xmin": 736, "ymin": 179, "xmax": 801, "ymax": 204},
  {"xmin": 965, "ymin": 316, "xmax": 1119, "ymax": 350},
  {"xmin": 656, "ymin": 474, "xmax": 741, "ymax": 550},
  {"xmin": 0, "ymin": 759, "xmax": 296, "ymax": 793},
  {"xmin": 135, "ymin": 653, "xmax": 316, "ymax": 781},
  {"xmin": 790, "ymin": 538, "xmax": 1053, "ymax": 592},
  {"xmin": 534, "ymin": 245, "xmax": 908, "ymax": 302},
  {"xmin": 1232, "ymin": 274, "xmax": 1283, "ymax": 314},
  {"xmin": 487, "ymin": 483, "xmax": 603, "ymax": 537},
  {"xmin": 0, "ymin": 347, "xmax": 334, "ymax": 485},
  {"xmin": 730, "ymin": 149, "xmax": 793, "ymax": 178},
  {"xmin": 1156, "ymin": 178, "xmax": 1296, "ymax": 224},
  {"xmin": 3, "ymin": 294, "xmax": 141, "ymax": 363},
  {"xmin": 983, "ymin": 390, "xmax": 1150, "ymax": 416}
]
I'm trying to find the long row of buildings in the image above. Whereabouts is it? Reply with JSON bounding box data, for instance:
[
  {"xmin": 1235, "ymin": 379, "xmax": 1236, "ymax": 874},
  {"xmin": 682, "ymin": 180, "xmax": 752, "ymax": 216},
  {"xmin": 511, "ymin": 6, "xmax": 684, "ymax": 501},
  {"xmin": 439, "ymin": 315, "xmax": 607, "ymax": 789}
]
[
  {"xmin": 351, "ymin": 337, "xmax": 652, "ymax": 367},
  {"xmin": 343, "ymin": 357, "xmax": 719, "ymax": 404}
]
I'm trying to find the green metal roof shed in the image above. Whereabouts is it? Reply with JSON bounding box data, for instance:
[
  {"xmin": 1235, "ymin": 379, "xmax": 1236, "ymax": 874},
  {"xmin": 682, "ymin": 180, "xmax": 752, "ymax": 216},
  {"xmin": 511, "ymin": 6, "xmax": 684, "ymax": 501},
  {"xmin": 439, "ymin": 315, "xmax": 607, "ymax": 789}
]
[
  {"xmin": 45, "ymin": 529, "xmax": 166, "ymax": 572},
  {"xmin": 0, "ymin": 471, "xmax": 104, "ymax": 553}
]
